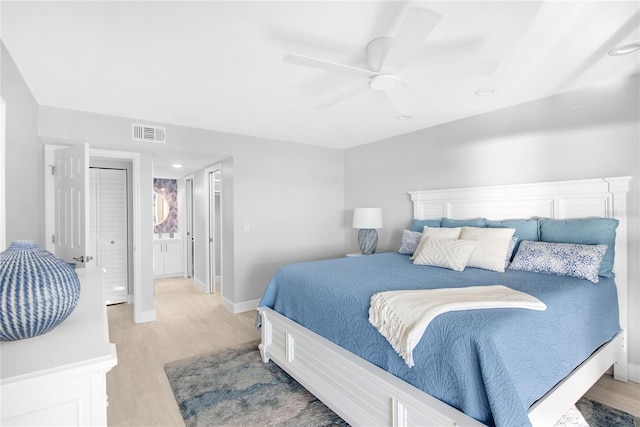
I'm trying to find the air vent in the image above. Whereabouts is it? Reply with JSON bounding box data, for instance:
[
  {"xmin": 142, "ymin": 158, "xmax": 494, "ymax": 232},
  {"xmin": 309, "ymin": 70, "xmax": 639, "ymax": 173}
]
[{"xmin": 132, "ymin": 123, "xmax": 166, "ymax": 143}]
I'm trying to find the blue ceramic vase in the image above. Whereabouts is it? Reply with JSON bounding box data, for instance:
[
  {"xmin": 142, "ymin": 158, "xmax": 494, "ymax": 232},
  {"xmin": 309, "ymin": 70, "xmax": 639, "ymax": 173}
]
[{"xmin": 0, "ymin": 241, "xmax": 81, "ymax": 341}]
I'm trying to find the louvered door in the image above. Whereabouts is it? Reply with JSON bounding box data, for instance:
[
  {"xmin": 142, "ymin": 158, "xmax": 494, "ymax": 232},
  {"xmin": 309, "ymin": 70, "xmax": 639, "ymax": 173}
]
[{"xmin": 90, "ymin": 168, "xmax": 128, "ymax": 304}]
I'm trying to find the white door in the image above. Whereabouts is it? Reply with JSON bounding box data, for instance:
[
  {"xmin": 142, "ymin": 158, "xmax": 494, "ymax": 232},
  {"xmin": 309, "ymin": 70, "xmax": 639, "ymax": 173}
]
[
  {"xmin": 185, "ymin": 178, "xmax": 194, "ymax": 278},
  {"xmin": 55, "ymin": 144, "xmax": 90, "ymax": 268},
  {"xmin": 91, "ymin": 168, "xmax": 129, "ymax": 304},
  {"xmin": 208, "ymin": 171, "xmax": 216, "ymax": 293}
]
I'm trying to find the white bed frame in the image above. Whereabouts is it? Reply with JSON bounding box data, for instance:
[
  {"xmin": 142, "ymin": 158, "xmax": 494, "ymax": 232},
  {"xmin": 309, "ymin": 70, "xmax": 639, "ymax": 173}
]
[{"xmin": 258, "ymin": 177, "xmax": 630, "ymax": 427}]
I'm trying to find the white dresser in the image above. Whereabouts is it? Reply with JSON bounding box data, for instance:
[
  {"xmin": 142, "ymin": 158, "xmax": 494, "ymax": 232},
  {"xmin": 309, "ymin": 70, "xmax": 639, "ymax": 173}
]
[{"xmin": 0, "ymin": 267, "xmax": 118, "ymax": 426}]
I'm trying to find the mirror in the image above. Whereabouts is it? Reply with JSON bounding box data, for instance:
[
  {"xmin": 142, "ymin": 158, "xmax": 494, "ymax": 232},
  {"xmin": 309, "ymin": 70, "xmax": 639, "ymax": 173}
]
[{"xmin": 153, "ymin": 192, "xmax": 170, "ymax": 225}]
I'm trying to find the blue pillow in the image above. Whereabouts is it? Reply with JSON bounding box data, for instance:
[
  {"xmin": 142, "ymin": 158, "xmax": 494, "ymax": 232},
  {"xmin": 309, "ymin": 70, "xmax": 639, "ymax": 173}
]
[
  {"xmin": 442, "ymin": 218, "xmax": 486, "ymax": 228},
  {"xmin": 538, "ymin": 218, "xmax": 619, "ymax": 278},
  {"xmin": 487, "ymin": 219, "xmax": 539, "ymax": 254},
  {"xmin": 410, "ymin": 219, "xmax": 442, "ymax": 232},
  {"xmin": 509, "ymin": 241, "xmax": 607, "ymax": 283}
]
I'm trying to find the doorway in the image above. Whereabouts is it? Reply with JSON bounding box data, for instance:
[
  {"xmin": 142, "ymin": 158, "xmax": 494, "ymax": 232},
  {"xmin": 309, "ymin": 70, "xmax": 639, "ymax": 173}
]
[{"xmin": 44, "ymin": 145, "xmax": 147, "ymax": 322}]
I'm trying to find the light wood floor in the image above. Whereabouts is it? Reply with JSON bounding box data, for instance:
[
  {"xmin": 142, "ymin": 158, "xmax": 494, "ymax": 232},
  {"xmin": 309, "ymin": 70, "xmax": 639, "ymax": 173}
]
[
  {"xmin": 106, "ymin": 277, "xmax": 260, "ymax": 426},
  {"xmin": 106, "ymin": 277, "xmax": 639, "ymax": 426}
]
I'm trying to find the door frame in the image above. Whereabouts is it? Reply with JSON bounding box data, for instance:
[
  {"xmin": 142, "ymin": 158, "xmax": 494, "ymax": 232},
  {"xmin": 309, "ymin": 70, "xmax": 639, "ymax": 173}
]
[
  {"xmin": 204, "ymin": 164, "xmax": 222, "ymax": 294},
  {"xmin": 44, "ymin": 145, "xmax": 143, "ymax": 322},
  {"xmin": 0, "ymin": 98, "xmax": 6, "ymax": 252},
  {"xmin": 183, "ymin": 174, "xmax": 195, "ymax": 279}
]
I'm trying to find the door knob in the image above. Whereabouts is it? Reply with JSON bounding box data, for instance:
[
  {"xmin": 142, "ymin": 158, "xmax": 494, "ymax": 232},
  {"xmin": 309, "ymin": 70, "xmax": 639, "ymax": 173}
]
[{"xmin": 72, "ymin": 255, "xmax": 85, "ymax": 263}]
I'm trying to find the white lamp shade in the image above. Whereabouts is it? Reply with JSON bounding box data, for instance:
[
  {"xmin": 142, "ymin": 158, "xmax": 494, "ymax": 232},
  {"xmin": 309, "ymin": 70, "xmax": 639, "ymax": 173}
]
[{"xmin": 352, "ymin": 208, "xmax": 383, "ymax": 229}]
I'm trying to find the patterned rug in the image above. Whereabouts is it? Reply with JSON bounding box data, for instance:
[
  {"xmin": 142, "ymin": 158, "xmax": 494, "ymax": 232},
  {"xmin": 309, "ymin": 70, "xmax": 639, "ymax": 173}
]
[{"xmin": 165, "ymin": 340, "xmax": 638, "ymax": 427}]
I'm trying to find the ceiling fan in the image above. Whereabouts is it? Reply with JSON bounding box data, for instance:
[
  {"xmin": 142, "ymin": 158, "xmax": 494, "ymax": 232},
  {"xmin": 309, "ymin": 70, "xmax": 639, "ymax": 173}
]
[{"xmin": 284, "ymin": 7, "xmax": 443, "ymax": 115}]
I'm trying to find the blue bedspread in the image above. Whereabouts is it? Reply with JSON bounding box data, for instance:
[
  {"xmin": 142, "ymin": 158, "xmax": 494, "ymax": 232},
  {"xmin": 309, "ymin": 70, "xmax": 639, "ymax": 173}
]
[{"xmin": 258, "ymin": 252, "xmax": 620, "ymax": 427}]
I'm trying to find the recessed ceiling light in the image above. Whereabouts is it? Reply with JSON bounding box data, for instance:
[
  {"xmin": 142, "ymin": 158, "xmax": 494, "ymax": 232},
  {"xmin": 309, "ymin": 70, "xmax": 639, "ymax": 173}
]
[
  {"xmin": 608, "ymin": 41, "xmax": 640, "ymax": 56},
  {"xmin": 171, "ymin": 164, "xmax": 183, "ymax": 168},
  {"xmin": 475, "ymin": 88, "xmax": 496, "ymax": 96},
  {"xmin": 396, "ymin": 115, "xmax": 412, "ymax": 120}
]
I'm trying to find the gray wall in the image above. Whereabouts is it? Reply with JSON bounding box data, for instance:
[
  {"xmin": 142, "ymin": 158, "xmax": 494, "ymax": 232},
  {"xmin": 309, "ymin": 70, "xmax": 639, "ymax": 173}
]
[
  {"xmin": 344, "ymin": 74, "xmax": 640, "ymax": 372},
  {"xmin": 36, "ymin": 106, "xmax": 346, "ymax": 309},
  {"xmin": 1, "ymin": 42, "xmax": 42, "ymax": 247}
]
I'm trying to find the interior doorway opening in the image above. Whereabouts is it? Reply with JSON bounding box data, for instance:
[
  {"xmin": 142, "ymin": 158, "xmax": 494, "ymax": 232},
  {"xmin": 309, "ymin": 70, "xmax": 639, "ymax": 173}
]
[{"xmin": 44, "ymin": 145, "xmax": 144, "ymax": 321}]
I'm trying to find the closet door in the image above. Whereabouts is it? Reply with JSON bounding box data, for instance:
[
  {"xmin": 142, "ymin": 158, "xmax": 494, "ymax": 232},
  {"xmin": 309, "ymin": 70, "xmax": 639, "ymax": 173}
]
[{"xmin": 95, "ymin": 169, "xmax": 129, "ymax": 304}]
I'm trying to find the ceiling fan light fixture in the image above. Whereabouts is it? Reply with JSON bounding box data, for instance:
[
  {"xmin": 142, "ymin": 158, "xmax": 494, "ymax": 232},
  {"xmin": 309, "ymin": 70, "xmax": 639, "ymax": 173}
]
[
  {"xmin": 369, "ymin": 74, "xmax": 399, "ymax": 91},
  {"xmin": 608, "ymin": 41, "xmax": 640, "ymax": 56}
]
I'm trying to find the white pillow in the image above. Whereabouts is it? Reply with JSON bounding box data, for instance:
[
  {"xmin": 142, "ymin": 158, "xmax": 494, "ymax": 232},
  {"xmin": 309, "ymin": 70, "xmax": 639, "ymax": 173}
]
[
  {"xmin": 411, "ymin": 226, "xmax": 462, "ymax": 260},
  {"xmin": 459, "ymin": 226, "xmax": 516, "ymax": 272},
  {"xmin": 413, "ymin": 238, "xmax": 479, "ymax": 271}
]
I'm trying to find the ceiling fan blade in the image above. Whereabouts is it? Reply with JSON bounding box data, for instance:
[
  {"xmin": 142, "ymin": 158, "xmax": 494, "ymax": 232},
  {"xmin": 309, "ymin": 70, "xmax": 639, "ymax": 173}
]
[
  {"xmin": 284, "ymin": 53, "xmax": 377, "ymax": 78},
  {"xmin": 381, "ymin": 7, "xmax": 443, "ymax": 73},
  {"xmin": 314, "ymin": 84, "xmax": 370, "ymax": 109},
  {"xmin": 384, "ymin": 83, "xmax": 415, "ymax": 116}
]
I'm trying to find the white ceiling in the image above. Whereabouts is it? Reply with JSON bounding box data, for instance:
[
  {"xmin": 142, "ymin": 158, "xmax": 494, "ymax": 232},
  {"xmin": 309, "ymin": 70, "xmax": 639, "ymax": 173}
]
[{"xmin": 2, "ymin": 1, "xmax": 639, "ymax": 149}]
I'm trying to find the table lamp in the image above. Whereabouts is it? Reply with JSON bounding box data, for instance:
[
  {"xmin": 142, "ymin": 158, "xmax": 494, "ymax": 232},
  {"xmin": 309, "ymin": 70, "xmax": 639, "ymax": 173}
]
[{"xmin": 352, "ymin": 208, "xmax": 383, "ymax": 255}]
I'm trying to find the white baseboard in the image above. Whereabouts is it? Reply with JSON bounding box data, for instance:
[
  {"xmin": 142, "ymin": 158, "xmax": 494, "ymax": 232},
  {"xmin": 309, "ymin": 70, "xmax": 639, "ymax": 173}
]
[
  {"xmin": 221, "ymin": 297, "xmax": 259, "ymax": 314},
  {"xmin": 629, "ymin": 362, "xmax": 640, "ymax": 383},
  {"xmin": 194, "ymin": 277, "xmax": 208, "ymax": 293},
  {"xmin": 221, "ymin": 297, "xmax": 233, "ymax": 313},
  {"xmin": 134, "ymin": 309, "xmax": 156, "ymax": 324}
]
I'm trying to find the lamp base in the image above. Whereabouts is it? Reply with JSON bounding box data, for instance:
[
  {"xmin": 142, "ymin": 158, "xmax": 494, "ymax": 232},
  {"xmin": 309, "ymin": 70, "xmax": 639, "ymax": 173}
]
[{"xmin": 358, "ymin": 229, "xmax": 378, "ymax": 255}]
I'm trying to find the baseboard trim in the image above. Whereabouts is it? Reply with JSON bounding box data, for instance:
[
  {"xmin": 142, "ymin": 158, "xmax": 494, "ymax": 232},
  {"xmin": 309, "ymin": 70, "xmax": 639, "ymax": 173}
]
[
  {"xmin": 194, "ymin": 277, "xmax": 208, "ymax": 293},
  {"xmin": 134, "ymin": 309, "xmax": 156, "ymax": 323},
  {"xmin": 221, "ymin": 297, "xmax": 259, "ymax": 314},
  {"xmin": 629, "ymin": 362, "xmax": 640, "ymax": 383}
]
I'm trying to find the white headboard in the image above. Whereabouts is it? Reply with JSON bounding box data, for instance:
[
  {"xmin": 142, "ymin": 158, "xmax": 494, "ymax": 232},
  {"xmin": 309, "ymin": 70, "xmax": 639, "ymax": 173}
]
[{"xmin": 409, "ymin": 176, "xmax": 631, "ymax": 379}]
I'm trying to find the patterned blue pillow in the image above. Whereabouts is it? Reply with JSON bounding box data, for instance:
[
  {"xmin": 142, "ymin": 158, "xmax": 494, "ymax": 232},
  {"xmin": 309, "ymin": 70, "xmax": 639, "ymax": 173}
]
[
  {"xmin": 508, "ymin": 241, "xmax": 607, "ymax": 283},
  {"xmin": 538, "ymin": 218, "xmax": 618, "ymax": 278},
  {"xmin": 398, "ymin": 229, "xmax": 423, "ymax": 255},
  {"xmin": 504, "ymin": 236, "xmax": 518, "ymax": 268}
]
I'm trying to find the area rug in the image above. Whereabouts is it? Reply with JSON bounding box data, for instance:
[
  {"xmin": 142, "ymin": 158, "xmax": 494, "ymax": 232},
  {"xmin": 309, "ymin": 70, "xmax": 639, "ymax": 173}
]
[
  {"xmin": 164, "ymin": 340, "xmax": 347, "ymax": 426},
  {"xmin": 165, "ymin": 340, "xmax": 638, "ymax": 427}
]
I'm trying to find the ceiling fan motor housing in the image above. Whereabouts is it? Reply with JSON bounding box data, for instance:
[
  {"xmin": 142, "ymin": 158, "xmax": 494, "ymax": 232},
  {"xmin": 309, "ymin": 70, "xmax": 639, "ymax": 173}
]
[{"xmin": 369, "ymin": 74, "xmax": 400, "ymax": 91}]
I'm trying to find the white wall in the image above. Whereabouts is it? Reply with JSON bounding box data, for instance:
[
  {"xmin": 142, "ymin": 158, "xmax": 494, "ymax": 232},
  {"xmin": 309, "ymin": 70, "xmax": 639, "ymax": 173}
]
[
  {"xmin": 344, "ymin": 74, "xmax": 640, "ymax": 379},
  {"xmin": 1, "ymin": 42, "xmax": 42, "ymax": 247},
  {"xmin": 36, "ymin": 106, "xmax": 345, "ymax": 312}
]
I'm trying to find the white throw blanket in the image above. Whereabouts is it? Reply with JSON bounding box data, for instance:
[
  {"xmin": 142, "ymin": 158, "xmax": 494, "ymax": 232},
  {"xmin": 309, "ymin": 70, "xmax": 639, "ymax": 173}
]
[{"xmin": 368, "ymin": 285, "xmax": 546, "ymax": 367}]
